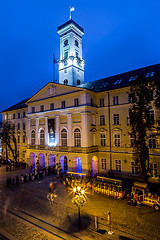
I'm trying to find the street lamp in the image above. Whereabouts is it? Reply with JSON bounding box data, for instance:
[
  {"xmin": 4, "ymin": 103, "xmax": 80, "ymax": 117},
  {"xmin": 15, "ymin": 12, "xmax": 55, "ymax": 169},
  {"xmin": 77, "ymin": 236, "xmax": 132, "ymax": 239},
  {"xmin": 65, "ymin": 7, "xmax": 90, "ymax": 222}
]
[{"xmin": 72, "ymin": 185, "xmax": 86, "ymax": 226}]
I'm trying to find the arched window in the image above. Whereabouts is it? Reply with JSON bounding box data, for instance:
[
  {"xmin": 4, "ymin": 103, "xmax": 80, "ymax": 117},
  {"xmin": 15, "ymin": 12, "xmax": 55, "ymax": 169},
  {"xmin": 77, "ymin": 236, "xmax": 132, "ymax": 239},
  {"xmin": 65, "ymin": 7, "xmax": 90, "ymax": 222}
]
[
  {"xmin": 31, "ymin": 130, "xmax": 35, "ymax": 145},
  {"xmin": 77, "ymin": 79, "xmax": 80, "ymax": 85},
  {"xmin": 64, "ymin": 39, "xmax": 68, "ymax": 46},
  {"xmin": 74, "ymin": 128, "xmax": 81, "ymax": 147},
  {"xmin": 40, "ymin": 129, "xmax": 45, "ymax": 145},
  {"xmin": 61, "ymin": 129, "xmax": 67, "ymax": 146},
  {"xmin": 64, "ymin": 79, "xmax": 68, "ymax": 85}
]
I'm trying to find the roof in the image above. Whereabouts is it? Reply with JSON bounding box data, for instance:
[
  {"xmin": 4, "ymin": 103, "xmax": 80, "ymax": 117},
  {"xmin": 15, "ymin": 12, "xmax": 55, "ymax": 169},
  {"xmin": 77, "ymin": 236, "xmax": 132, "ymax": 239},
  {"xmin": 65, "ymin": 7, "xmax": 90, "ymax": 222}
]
[
  {"xmin": 57, "ymin": 19, "xmax": 84, "ymax": 33},
  {"xmin": 1, "ymin": 98, "xmax": 30, "ymax": 113},
  {"xmin": 79, "ymin": 63, "xmax": 160, "ymax": 92}
]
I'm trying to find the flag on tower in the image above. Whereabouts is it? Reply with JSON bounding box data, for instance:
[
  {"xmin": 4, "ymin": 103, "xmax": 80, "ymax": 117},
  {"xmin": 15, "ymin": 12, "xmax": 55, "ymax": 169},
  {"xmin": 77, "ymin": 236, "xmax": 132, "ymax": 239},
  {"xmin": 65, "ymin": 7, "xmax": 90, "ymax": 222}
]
[{"xmin": 69, "ymin": 7, "xmax": 75, "ymax": 19}]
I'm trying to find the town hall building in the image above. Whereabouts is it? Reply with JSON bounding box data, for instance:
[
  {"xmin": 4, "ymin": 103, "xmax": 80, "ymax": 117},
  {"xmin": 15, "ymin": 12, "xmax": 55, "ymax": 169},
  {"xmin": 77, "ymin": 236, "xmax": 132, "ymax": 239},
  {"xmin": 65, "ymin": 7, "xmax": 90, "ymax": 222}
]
[{"xmin": 2, "ymin": 19, "xmax": 160, "ymax": 182}]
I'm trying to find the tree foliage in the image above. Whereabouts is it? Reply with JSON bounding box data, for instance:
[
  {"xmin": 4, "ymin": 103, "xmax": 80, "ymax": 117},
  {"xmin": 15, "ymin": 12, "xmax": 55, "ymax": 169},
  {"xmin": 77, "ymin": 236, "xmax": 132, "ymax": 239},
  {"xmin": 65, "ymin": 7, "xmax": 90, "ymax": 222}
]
[
  {"xmin": 0, "ymin": 121, "xmax": 18, "ymax": 162},
  {"xmin": 129, "ymin": 76, "xmax": 154, "ymax": 183}
]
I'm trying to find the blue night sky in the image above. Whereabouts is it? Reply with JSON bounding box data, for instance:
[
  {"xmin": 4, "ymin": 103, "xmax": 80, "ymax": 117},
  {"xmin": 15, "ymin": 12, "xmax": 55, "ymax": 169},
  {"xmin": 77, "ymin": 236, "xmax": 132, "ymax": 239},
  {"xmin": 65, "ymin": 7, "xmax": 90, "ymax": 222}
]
[{"xmin": 0, "ymin": 0, "xmax": 160, "ymax": 118}]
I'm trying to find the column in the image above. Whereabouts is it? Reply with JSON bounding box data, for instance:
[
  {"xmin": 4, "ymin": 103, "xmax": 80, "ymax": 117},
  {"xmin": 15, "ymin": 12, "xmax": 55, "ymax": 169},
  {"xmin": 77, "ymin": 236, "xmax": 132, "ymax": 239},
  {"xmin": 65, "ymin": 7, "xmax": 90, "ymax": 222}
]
[
  {"xmin": 81, "ymin": 112, "xmax": 90, "ymax": 147},
  {"xmin": 27, "ymin": 118, "xmax": 31, "ymax": 145},
  {"xmin": 45, "ymin": 116, "xmax": 48, "ymax": 145},
  {"xmin": 55, "ymin": 115, "xmax": 60, "ymax": 146},
  {"xmin": 35, "ymin": 117, "xmax": 39, "ymax": 145},
  {"xmin": 67, "ymin": 113, "xmax": 72, "ymax": 146}
]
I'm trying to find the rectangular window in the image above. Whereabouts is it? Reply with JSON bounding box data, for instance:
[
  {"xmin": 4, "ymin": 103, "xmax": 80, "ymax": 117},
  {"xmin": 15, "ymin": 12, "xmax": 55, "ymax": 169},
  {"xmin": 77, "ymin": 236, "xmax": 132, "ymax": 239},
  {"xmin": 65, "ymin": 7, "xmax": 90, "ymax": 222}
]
[
  {"xmin": 23, "ymin": 112, "xmax": 26, "ymax": 118},
  {"xmin": 113, "ymin": 96, "xmax": 119, "ymax": 105},
  {"xmin": 50, "ymin": 103, "xmax": 54, "ymax": 110},
  {"xmin": 18, "ymin": 135, "xmax": 20, "ymax": 143},
  {"xmin": 113, "ymin": 114, "xmax": 120, "ymax": 125},
  {"xmin": 32, "ymin": 107, "xmax": 35, "ymax": 113},
  {"xmin": 75, "ymin": 51, "xmax": 79, "ymax": 58},
  {"xmin": 114, "ymin": 134, "xmax": 120, "ymax": 147},
  {"xmin": 130, "ymin": 133, "xmax": 135, "ymax": 147},
  {"xmin": 64, "ymin": 51, "xmax": 68, "ymax": 59},
  {"xmin": 23, "ymin": 151, "xmax": 25, "ymax": 158},
  {"xmin": 131, "ymin": 161, "xmax": 138, "ymax": 175},
  {"xmin": 150, "ymin": 163, "xmax": 158, "ymax": 177},
  {"xmin": 23, "ymin": 123, "xmax": 25, "ymax": 130},
  {"xmin": 13, "ymin": 113, "xmax": 15, "ymax": 119},
  {"xmin": 18, "ymin": 123, "xmax": 20, "ymax": 130},
  {"xmin": 13, "ymin": 124, "xmax": 15, "ymax": 130},
  {"xmin": 40, "ymin": 105, "xmax": 44, "ymax": 112},
  {"xmin": 23, "ymin": 135, "xmax": 25, "ymax": 143},
  {"xmin": 101, "ymin": 159, "xmax": 107, "ymax": 170},
  {"xmin": 128, "ymin": 93, "xmax": 135, "ymax": 103},
  {"xmin": 18, "ymin": 113, "xmax": 20, "ymax": 118},
  {"xmin": 148, "ymin": 111, "xmax": 154, "ymax": 124},
  {"xmin": 148, "ymin": 137, "xmax": 156, "ymax": 148},
  {"xmin": 99, "ymin": 115, "xmax": 105, "ymax": 126},
  {"xmin": 90, "ymin": 98, "xmax": 94, "ymax": 106},
  {"xmin": 99, "ymin": 98, "xmax": 104, "ymax": 107},
  {"xmin": 61, "ymin": 101, "xmax": 66, "ymax": 109},
  {"xmin": 115, "ymin": 160, "xmax": 121, "ymax": 172},
  {"xmin": 100, "ymin": 134, "xmax": 106, "ymax": 146},
  {"xmin": 74, "ymin": 98, "xmax": 79, "ymax": 107}
]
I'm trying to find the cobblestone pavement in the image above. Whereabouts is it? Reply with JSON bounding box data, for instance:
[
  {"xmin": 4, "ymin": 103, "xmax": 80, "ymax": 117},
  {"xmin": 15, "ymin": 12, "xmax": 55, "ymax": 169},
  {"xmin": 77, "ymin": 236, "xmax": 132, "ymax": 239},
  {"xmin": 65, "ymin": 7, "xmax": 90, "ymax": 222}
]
[{"xmin": 0, "ymin": 167, "xmax": 160, "ymax": 239}]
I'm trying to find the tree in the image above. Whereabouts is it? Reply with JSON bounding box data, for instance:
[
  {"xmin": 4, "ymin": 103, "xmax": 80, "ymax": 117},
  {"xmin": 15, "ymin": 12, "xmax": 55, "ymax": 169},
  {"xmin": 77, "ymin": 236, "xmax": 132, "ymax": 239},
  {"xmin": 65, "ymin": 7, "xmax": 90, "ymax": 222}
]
[
  {"xmin": 129, "ymin": 76, "xmax": 154, "ymax": 183},
  {"xmin": 0, "ymin": 121, "xmax": 18, "ymax": 163}
]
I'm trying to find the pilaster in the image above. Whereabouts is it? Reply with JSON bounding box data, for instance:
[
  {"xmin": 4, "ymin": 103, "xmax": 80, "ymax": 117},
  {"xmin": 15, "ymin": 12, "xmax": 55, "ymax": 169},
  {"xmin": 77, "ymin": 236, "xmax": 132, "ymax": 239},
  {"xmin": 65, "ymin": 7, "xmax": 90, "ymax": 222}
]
[{"xmin": 67, "ymin": 113, "xmax": 72, "ymax": 146}]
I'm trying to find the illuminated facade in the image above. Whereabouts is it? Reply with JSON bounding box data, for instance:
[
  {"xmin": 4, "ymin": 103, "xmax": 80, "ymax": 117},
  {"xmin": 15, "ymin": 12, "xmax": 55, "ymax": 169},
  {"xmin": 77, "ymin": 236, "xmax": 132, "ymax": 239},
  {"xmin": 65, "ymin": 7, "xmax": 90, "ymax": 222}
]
[{"xmin": 1, "ymin": 19, "xmax": 160, "ymax": 182}]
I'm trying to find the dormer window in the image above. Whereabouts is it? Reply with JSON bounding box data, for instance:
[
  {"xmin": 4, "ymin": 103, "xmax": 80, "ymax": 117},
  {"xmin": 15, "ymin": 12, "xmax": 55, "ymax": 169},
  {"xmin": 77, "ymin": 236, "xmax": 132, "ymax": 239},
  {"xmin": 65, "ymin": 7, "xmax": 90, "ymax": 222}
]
[
  {"xmin": 77, "ymin": 79, "xmax": 80, "ymax": 85},
  {"xmin": 75, "ymin": 40, "xmax": 79, "ymax": 47},
  {"xmin": 64, "ymin": 39, "xmax": 68, "ymax": 47},
  {"xmin": 64, "ymin": 79, "xmax": 68, "ymax": 85}
]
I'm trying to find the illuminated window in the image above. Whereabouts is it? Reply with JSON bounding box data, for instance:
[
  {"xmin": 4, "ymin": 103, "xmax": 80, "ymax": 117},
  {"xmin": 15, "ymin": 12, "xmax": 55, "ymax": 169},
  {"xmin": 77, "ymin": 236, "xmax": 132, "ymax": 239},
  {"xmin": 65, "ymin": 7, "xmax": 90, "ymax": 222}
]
[
  {"xmin": 101, "ymin": 159, "xmax": 107, "ymax": 170},
  {"xmin": 61, "ymin": 129, "xmax": 67, "ymax": 147},
  {"xmin": 100, "ymin": 134, "xmax": 106, "ymax": 146},
  {"xmin": 99, "ymin": 115, "xmax": 105, "ymax": 126},
  {"xmin": 131, "ymin": 161, "xmax": 138, "ymax": 175},
  {"xmin": 114, "ymin": 134, "xmax": 121, "ymax": 147},
  {"xmin": 113, "ymin": 96, "xmax": 119, "ymax": 105},
  {"xmin": 74, "ymin": 128, "xmax": 81, "ymax": 147},
  {"xmin": 99, "ymin": 98, "xmax": 104, "ymax": 107},
  {"xmin": 31, "ymin": 130, "xmax": 35, "ymax": 145},
  {"xmin": 40, "ymin": 129, "xmax": 45, "ymax": 145},
  {"xmin": 148, "ymin": 137, "xmax": 156, "ymax": 148},
  {"xmin": 64, "ymin": 39, "xmax": 68, "ymax": 46},
  {"xmin": 115, "ymin": 160, "xmax": 121, "ymax": 172},
  {"xmin": 74, "ymin": 98, "xmax": 79, "ymax": 107},
  {"xmin": 113, "ymin": 114, "xmax": 120, "ymax": 125},
  {"xmin": 150, "ymin": 163, "xmax": 158, "ymax": 177}
]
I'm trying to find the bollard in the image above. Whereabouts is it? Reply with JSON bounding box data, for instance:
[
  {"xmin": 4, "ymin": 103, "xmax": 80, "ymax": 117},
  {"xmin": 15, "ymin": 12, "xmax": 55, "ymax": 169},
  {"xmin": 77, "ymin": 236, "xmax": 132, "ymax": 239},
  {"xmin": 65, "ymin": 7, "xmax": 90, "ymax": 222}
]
[
  {"xmin": 94, "ymin": 216, "xmax": 98, "ymax": 230},
  {"xmin": 108, "ymin": 211, "xmax": 114, "ymax": 235}
]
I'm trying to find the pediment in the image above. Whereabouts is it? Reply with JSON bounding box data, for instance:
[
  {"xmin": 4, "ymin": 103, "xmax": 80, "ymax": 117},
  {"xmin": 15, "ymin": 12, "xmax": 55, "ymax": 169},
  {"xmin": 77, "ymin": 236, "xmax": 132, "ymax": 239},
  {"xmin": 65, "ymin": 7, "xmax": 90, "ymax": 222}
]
[
  {"xmin": 112, "ymin": 127, "xmax": 122, "ymax": 132},
  {"xmin": 26, "ymin": 82, "xmax": 83, "ymax": 103}
]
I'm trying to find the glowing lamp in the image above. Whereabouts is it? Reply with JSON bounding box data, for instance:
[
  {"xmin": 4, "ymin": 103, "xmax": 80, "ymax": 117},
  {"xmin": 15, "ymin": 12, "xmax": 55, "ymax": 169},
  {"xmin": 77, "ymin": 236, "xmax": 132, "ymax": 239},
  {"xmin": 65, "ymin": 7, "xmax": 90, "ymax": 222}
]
[
  {"xmin": 81, "ymin": 189, "xmax": 85, "ymax": 195},
  {"xmin": 73, "ymin": 188, "xmax": 76, "ymax": 192},
  {"xmin": 77, "ymin": 187, "xmax": 81, "ymax": 191}
]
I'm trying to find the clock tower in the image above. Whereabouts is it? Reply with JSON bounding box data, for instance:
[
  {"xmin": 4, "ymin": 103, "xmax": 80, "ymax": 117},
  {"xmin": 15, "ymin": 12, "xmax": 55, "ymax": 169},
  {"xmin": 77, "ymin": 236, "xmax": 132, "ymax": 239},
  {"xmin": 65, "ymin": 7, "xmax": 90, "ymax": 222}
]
[{"xmin": 57, "ymin": 19, "xmax": 85, "ymax": 86}]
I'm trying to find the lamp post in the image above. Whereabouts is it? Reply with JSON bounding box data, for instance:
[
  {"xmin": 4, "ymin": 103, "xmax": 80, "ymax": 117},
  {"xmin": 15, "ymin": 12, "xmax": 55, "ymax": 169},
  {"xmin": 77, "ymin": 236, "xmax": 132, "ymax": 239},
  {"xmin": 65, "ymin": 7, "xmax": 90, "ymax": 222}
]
[{"xmin": 72, "ymin": 185, "xmax": 86, "ymax": 226}]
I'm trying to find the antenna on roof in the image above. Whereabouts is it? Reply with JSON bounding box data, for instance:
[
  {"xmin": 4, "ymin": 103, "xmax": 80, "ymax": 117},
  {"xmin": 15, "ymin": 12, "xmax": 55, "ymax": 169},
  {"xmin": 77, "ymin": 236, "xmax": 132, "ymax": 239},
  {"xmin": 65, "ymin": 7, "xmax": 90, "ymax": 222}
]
[{"xmin": 53, "ymin": 54, "xmax": 55, "ymax": 83}]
